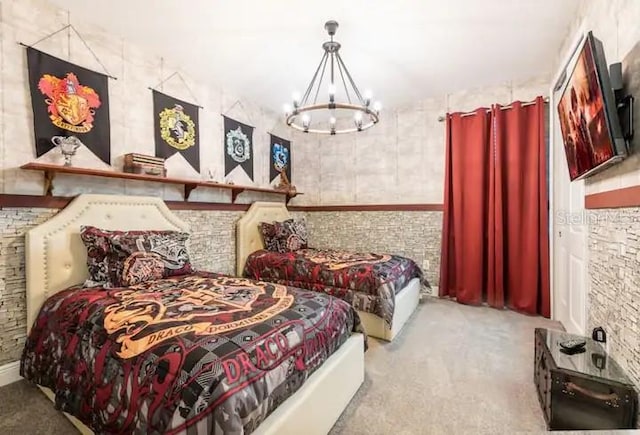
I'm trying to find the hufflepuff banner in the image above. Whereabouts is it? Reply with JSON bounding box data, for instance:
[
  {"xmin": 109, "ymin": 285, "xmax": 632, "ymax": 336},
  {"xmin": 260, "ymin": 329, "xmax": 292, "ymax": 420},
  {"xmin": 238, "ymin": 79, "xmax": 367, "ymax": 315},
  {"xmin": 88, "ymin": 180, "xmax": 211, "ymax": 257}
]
[
  {"xmin": 269, "ymin": 134, "xmax": 291, "ymax": 183},
  {"xmin": 153, "ymin": 90, "xmax": 200, "ymax": 172},
  {"xmin": 223, "ymin": 116, "xmax": 254, "ymax": 180},
  {"xmin": 27, "ymin": 47, "xmax": 111, "ymax": 164}
]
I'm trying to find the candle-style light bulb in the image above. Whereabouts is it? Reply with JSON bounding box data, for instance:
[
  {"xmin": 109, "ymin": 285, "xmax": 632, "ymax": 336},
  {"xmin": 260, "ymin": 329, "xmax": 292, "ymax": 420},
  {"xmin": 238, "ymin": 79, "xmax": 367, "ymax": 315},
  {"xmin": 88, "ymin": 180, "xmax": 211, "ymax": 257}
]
[
  {"xmin": 292, "ymin": 91, "xmax": 301, "ymax": 107},
  {"xmin": 328, "ymin": 84, "xmax": 336, "ymax": 103},
  {"xmin": 364, "ymin": 89, "xmax": 373, "ymax": 106},
  {"xmin": 373, "ymin": 101, "xmax": 382, "ymax": 113}
]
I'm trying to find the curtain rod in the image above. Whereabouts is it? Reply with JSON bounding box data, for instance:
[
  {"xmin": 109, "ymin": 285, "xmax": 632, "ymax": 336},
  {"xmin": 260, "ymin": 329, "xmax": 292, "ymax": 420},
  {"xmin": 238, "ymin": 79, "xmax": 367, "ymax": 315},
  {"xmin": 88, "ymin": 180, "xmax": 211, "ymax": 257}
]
[{"xmin": 437, "ymin": 97, "xmax": 549, "ymax": 122}]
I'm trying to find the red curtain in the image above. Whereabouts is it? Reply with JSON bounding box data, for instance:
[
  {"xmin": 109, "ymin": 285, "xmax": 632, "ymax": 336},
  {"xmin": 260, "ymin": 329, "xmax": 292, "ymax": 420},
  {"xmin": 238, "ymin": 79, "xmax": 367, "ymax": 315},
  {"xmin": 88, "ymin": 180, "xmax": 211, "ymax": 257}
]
[
  {"xmin": 440, "ymin": 97, "xmax": 550, "ymax": 317},
  {"xmin": 440, "ymin": 109, "xmax": 491, "ymax": 305}
]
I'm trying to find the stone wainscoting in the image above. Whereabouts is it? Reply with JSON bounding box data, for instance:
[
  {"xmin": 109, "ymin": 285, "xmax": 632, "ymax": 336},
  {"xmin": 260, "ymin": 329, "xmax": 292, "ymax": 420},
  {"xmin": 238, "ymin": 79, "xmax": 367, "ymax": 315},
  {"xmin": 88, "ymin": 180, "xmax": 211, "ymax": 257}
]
[
  {"xmin": 1, "ymin": 206, "xmax": 442, "ymax": 366},
  {"xmin": 297, "ymin": 211, "xmax": 443, "ymax": 287},
  {"xmin": 588, "ymin": 208, "xmax": 640, "ymax": 389}
]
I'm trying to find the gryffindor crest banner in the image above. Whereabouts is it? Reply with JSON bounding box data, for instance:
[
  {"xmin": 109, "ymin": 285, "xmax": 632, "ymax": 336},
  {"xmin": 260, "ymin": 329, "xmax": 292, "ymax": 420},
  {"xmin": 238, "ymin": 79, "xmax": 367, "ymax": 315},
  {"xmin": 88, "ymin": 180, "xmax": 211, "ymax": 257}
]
[
  {"xmin": 153, "ymin": 90, "xmax": 200, "ymax": 172},
  {"xmin": 27, "ymin": 47, "xmax": 111, "ymax": 164}
]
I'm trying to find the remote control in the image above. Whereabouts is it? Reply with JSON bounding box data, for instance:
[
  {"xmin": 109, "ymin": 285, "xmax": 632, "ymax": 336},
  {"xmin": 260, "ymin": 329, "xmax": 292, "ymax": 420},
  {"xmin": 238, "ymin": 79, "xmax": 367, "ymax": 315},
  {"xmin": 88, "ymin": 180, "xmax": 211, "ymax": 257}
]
[{"xmin": 560, "ymin": 339, "xmax": 586, "ymax": 350}]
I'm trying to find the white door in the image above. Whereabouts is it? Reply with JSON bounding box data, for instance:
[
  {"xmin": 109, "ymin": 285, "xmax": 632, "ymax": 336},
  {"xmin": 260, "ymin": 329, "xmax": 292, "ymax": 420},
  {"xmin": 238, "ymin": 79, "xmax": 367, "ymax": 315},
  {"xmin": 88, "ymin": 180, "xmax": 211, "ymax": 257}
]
[{"xmin": 550, "ymin": 29, "xmax": 588, "ymax": 335}]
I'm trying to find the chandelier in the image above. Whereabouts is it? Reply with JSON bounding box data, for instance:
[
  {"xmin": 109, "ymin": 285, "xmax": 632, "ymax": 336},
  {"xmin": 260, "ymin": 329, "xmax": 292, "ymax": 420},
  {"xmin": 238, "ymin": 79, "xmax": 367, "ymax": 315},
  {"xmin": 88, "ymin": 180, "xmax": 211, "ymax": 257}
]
[{"xmin": 284, "ymin": 20, "xmax": 381, "ymax": 135}]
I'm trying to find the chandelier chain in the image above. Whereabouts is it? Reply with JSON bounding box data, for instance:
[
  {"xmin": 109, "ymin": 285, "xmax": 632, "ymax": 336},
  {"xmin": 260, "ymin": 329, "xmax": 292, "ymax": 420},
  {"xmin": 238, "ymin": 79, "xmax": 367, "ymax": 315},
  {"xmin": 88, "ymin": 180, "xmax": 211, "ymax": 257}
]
[
  {"xmin": 336, "ymin": 56, "xmax": 352, "ymax": 104},
  {"xmin": 301, "ymin": 51, "xmax": 327, "ymax": 106},
  {"xmin": 336, "ymin": 53, "xmax": 364, "ymax": 105},
  {"xmin": 312, "ymin": 53, "xmax": 328, "ymax": 105}
]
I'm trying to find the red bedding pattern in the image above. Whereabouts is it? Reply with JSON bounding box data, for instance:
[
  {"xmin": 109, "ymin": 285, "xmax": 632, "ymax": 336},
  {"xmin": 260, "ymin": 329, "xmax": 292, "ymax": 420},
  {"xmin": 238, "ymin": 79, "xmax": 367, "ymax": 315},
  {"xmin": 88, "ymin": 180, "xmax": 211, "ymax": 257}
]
[
  {"xmin": 21, "ymin": 272, "xmax": 362, "ymax": 434},
  {"xmin": 243, "ymin": 248, "xmax": 428, "ymax": 327}
]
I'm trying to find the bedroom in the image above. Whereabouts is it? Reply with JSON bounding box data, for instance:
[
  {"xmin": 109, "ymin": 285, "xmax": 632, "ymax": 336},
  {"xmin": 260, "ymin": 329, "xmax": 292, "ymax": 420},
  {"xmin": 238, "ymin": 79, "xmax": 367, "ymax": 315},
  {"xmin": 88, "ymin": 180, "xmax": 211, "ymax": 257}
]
[{"xmin": 0, "ymin": 0, "xmax": 640, "ymax": 433}]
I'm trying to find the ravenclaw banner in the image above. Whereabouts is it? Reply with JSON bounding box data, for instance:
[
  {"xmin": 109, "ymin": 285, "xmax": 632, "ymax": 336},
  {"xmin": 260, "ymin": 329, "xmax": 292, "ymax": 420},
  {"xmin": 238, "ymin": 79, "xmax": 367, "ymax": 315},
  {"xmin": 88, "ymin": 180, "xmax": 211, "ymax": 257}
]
[
  {"xmin": 223, "ymin": 116, "xmax": 254, "ymax": 180},
  {"xmin": 153, "ymin": 90, "xmax": 200, "ymax": 172},
  {"xmin": 269, "ymin": 134, "xmax": 292, "ymax": 183},
  {"xmin": 27, "ymin": 47, "xmax": 111, "ymax": 164}
]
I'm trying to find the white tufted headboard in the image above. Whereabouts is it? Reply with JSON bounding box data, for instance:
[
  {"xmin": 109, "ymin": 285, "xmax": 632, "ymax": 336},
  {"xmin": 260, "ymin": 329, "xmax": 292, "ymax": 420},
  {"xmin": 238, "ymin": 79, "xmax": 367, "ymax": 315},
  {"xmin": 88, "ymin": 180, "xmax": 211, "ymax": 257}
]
[
  {"xmin": 236, "ymin": 202, "xmax": 291, "ymax": 276},
  {"xmin": 25, "ymin": 194, "xmax": 189, "ymax": 333}
]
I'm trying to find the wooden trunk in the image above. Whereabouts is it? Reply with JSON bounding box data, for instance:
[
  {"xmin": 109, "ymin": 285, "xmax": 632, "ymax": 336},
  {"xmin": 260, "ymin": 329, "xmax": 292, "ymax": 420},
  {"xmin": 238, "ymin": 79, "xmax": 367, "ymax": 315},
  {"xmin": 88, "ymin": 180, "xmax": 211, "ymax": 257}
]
[{"xmin": 534, "ymin": 328, "xmax": 637, "ymax": 430}]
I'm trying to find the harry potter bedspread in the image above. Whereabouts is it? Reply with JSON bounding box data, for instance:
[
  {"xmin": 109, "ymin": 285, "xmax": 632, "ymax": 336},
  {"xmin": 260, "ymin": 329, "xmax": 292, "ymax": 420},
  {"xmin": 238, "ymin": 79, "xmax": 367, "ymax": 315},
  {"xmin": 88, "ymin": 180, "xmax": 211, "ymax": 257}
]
[
  {"xmin": 243, "ymin": 249, "xmax": 428, "ymax": 327},
  {"xmin": 21, "ymin": 272, "xmax": 361, "ymax": 434}
]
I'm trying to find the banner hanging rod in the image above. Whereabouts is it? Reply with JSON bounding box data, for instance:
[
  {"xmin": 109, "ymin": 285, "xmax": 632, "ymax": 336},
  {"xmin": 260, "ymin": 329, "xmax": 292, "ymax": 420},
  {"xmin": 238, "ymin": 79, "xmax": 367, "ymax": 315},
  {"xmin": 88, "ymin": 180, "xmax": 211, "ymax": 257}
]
[{"xmin": 18, "ymin": 23, "xmax": 117, "ymax": 81}]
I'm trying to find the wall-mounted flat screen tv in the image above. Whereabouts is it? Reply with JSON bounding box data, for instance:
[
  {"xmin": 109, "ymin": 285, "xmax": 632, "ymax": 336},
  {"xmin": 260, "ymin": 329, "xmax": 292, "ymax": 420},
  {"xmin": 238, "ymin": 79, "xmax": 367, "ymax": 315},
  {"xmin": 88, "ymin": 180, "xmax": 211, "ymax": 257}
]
[{"xmin": 557, "ymin": 31, "xmax": 627, "ymax": 181}]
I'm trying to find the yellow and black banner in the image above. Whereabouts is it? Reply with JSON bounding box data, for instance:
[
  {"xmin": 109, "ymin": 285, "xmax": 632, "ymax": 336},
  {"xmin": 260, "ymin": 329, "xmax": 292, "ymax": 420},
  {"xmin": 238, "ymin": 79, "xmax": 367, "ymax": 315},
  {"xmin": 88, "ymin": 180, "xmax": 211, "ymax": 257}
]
[{"xmin": 153, "ymin": 90, "xmax": 200, "ymax": 172}]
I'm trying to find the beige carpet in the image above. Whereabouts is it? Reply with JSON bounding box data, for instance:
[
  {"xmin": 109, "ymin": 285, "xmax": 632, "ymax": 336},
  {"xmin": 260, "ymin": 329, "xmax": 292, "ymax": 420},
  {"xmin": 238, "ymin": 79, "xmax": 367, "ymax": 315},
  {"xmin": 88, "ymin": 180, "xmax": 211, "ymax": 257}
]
[{"xmin": 0, "ymin": 298, "xmax": 578, "ymax": 434}]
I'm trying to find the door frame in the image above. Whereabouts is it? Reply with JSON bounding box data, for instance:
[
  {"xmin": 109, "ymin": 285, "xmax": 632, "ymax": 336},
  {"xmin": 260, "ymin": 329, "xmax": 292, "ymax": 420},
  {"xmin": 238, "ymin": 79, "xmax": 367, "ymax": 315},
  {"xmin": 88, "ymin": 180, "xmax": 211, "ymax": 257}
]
[{"xmin": 548, "ymin": 22, "xmax": 588, "ymax": 327}]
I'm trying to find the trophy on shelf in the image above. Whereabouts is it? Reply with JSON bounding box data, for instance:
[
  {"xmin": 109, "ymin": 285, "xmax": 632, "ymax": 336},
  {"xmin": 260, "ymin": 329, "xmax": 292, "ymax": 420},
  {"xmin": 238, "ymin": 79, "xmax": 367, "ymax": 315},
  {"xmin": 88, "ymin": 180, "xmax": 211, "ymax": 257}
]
[{"xmin": 51, "ymin": 135, "xmax": 82, "ymax": 166}]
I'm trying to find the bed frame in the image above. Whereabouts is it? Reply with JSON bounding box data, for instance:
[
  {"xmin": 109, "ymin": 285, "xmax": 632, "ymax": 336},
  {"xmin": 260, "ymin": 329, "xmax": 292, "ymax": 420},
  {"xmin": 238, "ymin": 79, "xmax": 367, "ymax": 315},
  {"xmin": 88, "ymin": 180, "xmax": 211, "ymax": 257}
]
[
  {"xmin": 236, "ymin": 201, "xmax": 421, "ymax": 341},
  {"xmin": 25, "ymin": 193, "xmax": 364, "ymax": 435}
]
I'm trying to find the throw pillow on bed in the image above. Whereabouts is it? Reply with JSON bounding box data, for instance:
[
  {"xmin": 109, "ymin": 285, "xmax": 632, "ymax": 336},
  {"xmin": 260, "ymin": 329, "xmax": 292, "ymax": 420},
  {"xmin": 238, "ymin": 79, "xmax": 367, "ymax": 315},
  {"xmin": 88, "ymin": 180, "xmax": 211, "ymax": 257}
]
[
  {"xmin": 106, "ymin": 231, "xmax": 194, "ymax": 287},
  {"xmin": 119, "ymin": 251, "xmax": 166, "ymax": 286},
  {"xmin": 80, "ymin": 226, "xmax": 193, "ymax": 288},
  {"xmin": 259, "ymin": 218, "xmax": 308, "ymax": 253}
]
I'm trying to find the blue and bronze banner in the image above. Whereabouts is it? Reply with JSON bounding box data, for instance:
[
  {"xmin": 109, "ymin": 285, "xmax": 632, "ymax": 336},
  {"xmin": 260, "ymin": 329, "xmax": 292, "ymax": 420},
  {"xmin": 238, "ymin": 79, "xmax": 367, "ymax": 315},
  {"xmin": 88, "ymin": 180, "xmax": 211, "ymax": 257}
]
[
  {"xmin": 153, "ymin": 90, "xmax": 200, "ymax": 172},
  {"xmin": 223, "ymin": 116, "xmax": 254, "ymax": 180},
  {"xmin": 27, "ymin": 47, "xmax": 111, "ymax": 164},
  {"xmin": 269, "ymin": 134, "xmax": 291, "ymax": 183}
]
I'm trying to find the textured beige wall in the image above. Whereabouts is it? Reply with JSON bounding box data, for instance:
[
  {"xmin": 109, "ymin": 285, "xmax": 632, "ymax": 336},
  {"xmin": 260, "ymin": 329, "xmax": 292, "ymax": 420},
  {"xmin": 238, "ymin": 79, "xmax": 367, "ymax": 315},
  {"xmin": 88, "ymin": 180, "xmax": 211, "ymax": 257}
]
[
  {"xmin": 0, "ymin": 206, "xmax": 244, "ymax": 366},
  {"xmin": 0, "ymin": 0, "xmax": 290, "ymax": 202},
  {"xmin": 291, "ymin": 77, "xmax": 550, "ymax": 206}
]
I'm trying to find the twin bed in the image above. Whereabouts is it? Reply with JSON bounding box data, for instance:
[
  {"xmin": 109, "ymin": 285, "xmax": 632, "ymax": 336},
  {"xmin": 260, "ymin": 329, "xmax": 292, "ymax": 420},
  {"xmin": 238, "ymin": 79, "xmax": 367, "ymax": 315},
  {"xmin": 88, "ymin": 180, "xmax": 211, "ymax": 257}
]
[
  {"xmin": 21, "ymin": 195, "xmax": 424, "ymax": 434},
  {"xmin": 21, "ymin": 194, "xmax": 364, "ymax": 435},
  {"xmin": 236, "ymin": 202, "xmax": 425, "ymax": 341}
]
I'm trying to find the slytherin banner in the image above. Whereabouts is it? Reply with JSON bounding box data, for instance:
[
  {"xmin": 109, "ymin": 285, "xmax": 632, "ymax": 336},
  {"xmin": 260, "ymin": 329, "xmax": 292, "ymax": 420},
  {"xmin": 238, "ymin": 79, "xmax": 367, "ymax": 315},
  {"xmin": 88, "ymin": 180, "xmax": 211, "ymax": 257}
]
[
  {"xmin": 223, "ymin": 116, "xmax": 254, "ymax": 180},
  {"xmin": 269, "ymin": 134, "xmax": 291, "ymax": 183},
  {"xmin": 153, "ymin": 90, "xmax": 200, "ymax": 172},
  {"xmin": 27, "ymin": 47, "xmax": 111, "ymax": 164}
]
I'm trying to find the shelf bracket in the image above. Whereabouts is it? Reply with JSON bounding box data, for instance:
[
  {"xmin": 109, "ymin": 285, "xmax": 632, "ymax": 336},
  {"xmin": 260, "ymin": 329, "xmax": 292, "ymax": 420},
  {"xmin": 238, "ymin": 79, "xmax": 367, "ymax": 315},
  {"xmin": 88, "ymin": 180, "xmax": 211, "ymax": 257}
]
[
  {"xmin": 43, "ymin": 170, "xmax": 55, "ymax": 196},
  {"xmin": 231, "ymin": 188, "xmax": 245, "ymax": 203},
  {"xmin": 184, "ymin": 183, "xmax": 197, "ymax": 201},
  {"xmin": 285, "ymin": 192, "xmax": 299, "ymax": 205}
]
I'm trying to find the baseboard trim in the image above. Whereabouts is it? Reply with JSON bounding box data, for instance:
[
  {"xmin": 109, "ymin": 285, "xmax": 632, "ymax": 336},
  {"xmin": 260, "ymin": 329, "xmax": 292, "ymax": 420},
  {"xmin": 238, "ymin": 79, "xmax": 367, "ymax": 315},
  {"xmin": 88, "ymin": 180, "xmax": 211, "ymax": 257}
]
[
  {"xmin": 426, "ymin": 285, "xmax": 439, "ymax": 298},
  {"xmin": 0, "ymin": 361, "xmax": 22, "ymax": 387}
]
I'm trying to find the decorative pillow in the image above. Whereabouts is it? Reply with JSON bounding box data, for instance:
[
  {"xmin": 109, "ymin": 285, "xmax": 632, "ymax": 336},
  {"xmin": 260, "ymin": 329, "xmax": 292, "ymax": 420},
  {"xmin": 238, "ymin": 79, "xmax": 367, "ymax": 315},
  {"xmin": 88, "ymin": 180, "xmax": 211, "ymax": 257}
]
[
  {"xmin": 259, "ymin": 218, "xmax": 308, "ymax": 253},
  {"xmin": 107, "ymin": 231, "xmax": 193, "ymax": 287},
  {"xmin": 119, "ymin": 252, "xmax": 166, "ymax": 287},
  {"xmin": 259, "ymin": 221, "xmax": 282, "ymax": 252},
  {"xmin": 80, "ymin": 226, "xmax": 192, "ymax": 287}
]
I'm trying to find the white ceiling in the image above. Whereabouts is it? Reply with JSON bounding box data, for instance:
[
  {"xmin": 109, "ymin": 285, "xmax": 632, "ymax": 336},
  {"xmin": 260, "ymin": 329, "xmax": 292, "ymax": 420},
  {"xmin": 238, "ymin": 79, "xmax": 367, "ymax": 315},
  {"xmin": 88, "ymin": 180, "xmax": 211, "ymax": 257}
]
[{"xmin": 51, "ymin": 0, "xmax": 581, "ymax": 111}]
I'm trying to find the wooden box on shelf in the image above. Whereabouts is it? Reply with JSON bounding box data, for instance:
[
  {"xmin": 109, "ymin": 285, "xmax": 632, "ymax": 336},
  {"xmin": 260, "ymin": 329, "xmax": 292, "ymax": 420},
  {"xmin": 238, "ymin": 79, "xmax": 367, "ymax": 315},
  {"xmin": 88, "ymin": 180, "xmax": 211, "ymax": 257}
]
[{"xmin": 123, "ymin": 153, "xmax": 166, "ymax": 177}]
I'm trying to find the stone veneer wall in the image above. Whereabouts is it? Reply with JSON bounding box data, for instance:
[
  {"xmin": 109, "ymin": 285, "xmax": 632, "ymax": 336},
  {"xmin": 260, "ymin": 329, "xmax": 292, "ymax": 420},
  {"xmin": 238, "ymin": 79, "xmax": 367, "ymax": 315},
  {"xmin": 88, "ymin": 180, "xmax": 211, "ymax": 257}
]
[
  {"xmin": 298, "ymin": 211, "xmax": 442, "ymax": 287},
  {"xmin": 0, "ymin": 207, "xmax": 244, "ymax": 366},
  {"xmin": 588, "ymin": 208, "xmax": 640, "ymax": 387}
]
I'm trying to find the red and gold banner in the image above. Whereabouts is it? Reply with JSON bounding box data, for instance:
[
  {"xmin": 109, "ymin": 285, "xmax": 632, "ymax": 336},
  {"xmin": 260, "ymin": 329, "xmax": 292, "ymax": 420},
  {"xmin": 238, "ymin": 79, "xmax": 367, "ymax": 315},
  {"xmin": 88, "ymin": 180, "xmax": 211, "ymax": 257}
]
[{"xmin": 27, "ymin": 47, "xmax": 111, "ymax": 164}]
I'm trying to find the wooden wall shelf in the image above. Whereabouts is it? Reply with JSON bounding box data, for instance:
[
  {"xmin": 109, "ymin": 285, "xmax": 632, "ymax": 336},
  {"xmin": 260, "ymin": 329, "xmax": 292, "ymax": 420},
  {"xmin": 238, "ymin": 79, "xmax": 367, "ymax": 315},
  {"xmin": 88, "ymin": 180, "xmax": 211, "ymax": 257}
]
[{"xmin": 20, "ymin": 162, "xmax": 301, "ymax": 204}]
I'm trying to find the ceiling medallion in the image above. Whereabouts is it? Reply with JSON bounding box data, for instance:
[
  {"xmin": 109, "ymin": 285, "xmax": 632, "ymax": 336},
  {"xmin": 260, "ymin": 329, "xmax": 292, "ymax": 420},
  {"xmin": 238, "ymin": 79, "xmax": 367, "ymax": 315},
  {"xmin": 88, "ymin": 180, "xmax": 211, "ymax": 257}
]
[{"xmin": 284, "ymin": 20, "xmax": 381, "ymax": 135}]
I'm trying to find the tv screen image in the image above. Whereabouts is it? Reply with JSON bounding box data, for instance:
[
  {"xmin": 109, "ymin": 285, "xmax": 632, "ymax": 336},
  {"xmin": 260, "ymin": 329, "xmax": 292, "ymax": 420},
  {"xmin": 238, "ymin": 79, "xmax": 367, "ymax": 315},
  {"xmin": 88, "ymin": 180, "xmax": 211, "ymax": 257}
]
[{"xmin": 557, "ymin": 32, "xmax": 626, "ymax": 181}]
